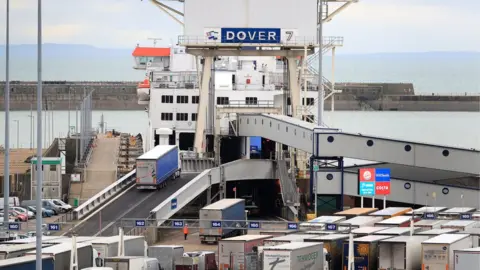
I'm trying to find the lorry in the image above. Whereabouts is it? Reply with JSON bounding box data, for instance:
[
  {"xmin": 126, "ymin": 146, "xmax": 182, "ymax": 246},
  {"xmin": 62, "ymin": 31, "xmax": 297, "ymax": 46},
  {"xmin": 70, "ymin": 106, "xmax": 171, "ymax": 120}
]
[
  {"xmin": 104, "ymin": 256, "xmax": 160, "ymax": 270},
  {"xmin": 218, "ymin": 235, "xmax": 272, "ymax": 270},
  {"xmin": 136, "ymin": 145, "xmax": 181, "ymax": 190},
  {"xmin": 378, "ymin": 235, "xmax": 430, "ymax": 270},
  {"xmin": 299, "ymin": 215, "xmax": 346, "ymax": 230},
  {"xmin": 351, "ymin": 226, "xmax": 390, "ymax": 237},
  {"xmin": 373, "ymin": 227, "xmax": 421, "ymax": 236},
  {"xmin": 148, "ymin": 245, "xmax": 184, "ymax": 270},
  {"xmin": 414, "ymin": 219, "xmax": 449, "ymax": 231},
  {"xmin": 374, "ymin": 215, "xmax": 419, "ymax": 227},
  {"xmin": 305, "ymin": 234, "xmax": 349, "ymax": 270},
  {"xmin": 453, "ymin": 247, "xmax": 480, "ymax": 270},
  {"xmin": 334, "ymin": 207, "xmax": 378, "ymax": 218},
  {"xmin": 342, "ymin": 235, "xmax": 393, "ymax": 270},
  {"xmin": 421, "ymin": 233, "xmax": 473, "ymax": 270},
  {"xmin": 262, "ymin": 242, "xmax": 325, "ymax": 270},
  {"xmin": 368, "ymin": 207, "xmax": 412, "ymax": 218},
  {"xmin": 338, "ymin": 216, "xmax": 384, "ymax": 230},
  {"xmin": 263, "ymin": 234, "xmax": 317, "ymax": 246},
  {"xmin": 416, "ymin": 228, "xmax": 459, "ymax": 237},
  {"xmin": 25, "ymin": 242, "xmax": 96, "ymax": 270},
  {"xmin": 0, "ymin": 243, "xmax": 51, "ymax": 259},
  {"xmin": 437, "ymin": 207, "xmax": 476, "ymax": 219},
  {"xmin": 440, "ymin": 220, "xmax": 479, "ymax": 231},
  {"xmin": 183, "ymin": 252, "xmax": 217, "ymax": 270},
  {"xmin": 0, "ymin": 255, "xmax": 54, "ymax": 270},
  {"xmin": 199, "ymin": 199, "xmax": 246, "ymax": 243},
  {"xmin": 87, "ymin": 235, "xmax": 146, "ymax": 261}
]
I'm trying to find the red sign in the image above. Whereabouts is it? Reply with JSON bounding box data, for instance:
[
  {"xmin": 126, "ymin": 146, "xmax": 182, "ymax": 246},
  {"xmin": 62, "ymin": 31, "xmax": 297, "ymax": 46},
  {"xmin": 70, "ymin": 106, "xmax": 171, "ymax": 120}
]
[
  {"xmin": 375, "ymin": 182, "xmax": 391, "ymax": 195},
  {"xmin": 359, "ymin": 168, "xmax": 375, "ymax": 182}
]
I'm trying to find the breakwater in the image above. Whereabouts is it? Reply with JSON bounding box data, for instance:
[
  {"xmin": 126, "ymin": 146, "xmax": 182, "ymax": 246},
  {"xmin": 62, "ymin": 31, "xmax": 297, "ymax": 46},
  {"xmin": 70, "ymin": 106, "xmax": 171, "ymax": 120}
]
[{"xmin": 0, "ymin": 81, "xmax": 478, "ymax": 112}]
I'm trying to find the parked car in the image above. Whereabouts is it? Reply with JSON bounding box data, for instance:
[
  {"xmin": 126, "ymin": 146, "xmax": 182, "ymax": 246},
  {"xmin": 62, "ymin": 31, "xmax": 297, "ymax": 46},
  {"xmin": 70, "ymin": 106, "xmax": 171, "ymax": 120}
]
[
  {"xmin": 50, "ymin": 199, "xmax": 73, "ymax": 212},
  {"xmin": 0, "ymin": 212, "xmax": 19, "ymax": 222},
  {"xmin": 21, "ymin": 200, "xmax": 60, "ymax": 215},
  {"xmin": 10, "ymin": 210, "xmax": 28, "ymax": 222},
  {"xmin": 27, "ymin": 206, "xmax": 54, "ymax": 217},
  {"xmin": 11, "ymin": 206, "xmax": 35, "ymax": 219}
]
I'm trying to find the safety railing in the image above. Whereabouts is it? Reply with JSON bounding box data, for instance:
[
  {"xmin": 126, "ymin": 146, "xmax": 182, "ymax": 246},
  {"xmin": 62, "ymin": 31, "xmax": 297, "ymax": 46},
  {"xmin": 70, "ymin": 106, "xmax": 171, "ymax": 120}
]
[
  {"xmin": 72, "ymin": 169, "xmax": 137, "ymax": 220},
  {"xmin": 178, "ymin": 35, "xmax": 318, "ymax": 47},
  {"xmin": 221, "ymin": 100, "xmax": 275, "ymax": 107}
]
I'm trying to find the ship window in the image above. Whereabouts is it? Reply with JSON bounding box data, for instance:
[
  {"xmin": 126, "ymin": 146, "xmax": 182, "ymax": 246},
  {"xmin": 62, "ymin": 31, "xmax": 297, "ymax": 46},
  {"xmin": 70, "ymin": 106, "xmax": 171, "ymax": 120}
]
[
  {"xmin": 176, "ymin": 113, "xmax": 188, "ymax": 121},
  {"xmin": 217, "ymin": 97, "xmax": 229, "ymax": 105},
  {"xmin": 191, "ymin": 113, "xmax": 197, "ymax": 121},
  {"xmin": 302, "ymin": 115, "xmax": 315, "ymax": 123},
  {"xmin": 177, "ymin": 95, "xmax": 189, "ymax": 104},
  {"xmin": 192, "ymin": 96, "xmax": 200, "ymax": 104},
  {"xmin": 245, "ymin": 97, "xmax": 258, "ymax": 105},
  {"xmin": 161, "ymin": 95, "xmax": 173, "ymax": 103},
  {"xmin": 161, "ymin": 113, "xmax": 173, "ymax": 121},
  {"xmin": 303, "ymin": 98, "xmax": 314, "ymax": 105}
]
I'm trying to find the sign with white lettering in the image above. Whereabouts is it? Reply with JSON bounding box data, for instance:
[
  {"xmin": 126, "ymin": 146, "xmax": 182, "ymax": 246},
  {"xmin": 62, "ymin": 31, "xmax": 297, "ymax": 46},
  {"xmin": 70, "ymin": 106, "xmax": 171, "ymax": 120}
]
[
  {"xmin": 211, "ymin": 221, "xmax": 222, "ymax": 228},
  {"xmin": 8, "ymin": 223, "xmax": 20, "ymax": 231},
  {"xmin": 249, "ymin": 222, "xmax": 261, "ymax": 229},
  {"xmin": 172, "ymin": 220, "xmax": 184, "ymax": 228},
  {"xmin": 287, "ymin": 223, "xmax": 298, "ymax": 230},
  {"xmin": 423, "ymin": 213, "xmax": 436, "ymax": 219},
  {"xmin": 47, "ymin": 223, "xmax": 60, "ymax": 231},
  {"xmin": 135, "ymin": 220, "xmax": 146, "ymax": 227},
  {"xmin": 204, "ymin": 28, "xmax": 298, "ymax": 44},
  {"xmin": 325, "ymin": 223, "xmax": 337, "ymax": 231},
  {"xmin": 460, "ymin": 213, "xmax": 472, "ymax": 220}
]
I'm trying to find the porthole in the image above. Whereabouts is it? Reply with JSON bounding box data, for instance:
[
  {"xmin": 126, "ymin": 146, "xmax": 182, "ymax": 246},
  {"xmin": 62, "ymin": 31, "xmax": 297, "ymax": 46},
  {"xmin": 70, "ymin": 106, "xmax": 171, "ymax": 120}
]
[
  {"xmin": 404, "ymin": 183, "xmax": 411, "ymax": 190},
  {"xmin": 366, "ymin": 140, "xmax": 374, "ymax": 147},
  {"xmin": 442, "ymin": 188, "xmax": 449, "ymax": 195},
  {"xmin": 326, "ymin": 174, "xmax": 334, "ymax": 180},
  {"xmin": 442, "ymin": 150, "xmax": 449, "ymax": 157},
  {"xmin": 327, "ymin": 136, "xmax": 334, "ymax": 143},
  {"xmin": 404, "ymin": 145, "xmax": 412, "ymax": 152}
]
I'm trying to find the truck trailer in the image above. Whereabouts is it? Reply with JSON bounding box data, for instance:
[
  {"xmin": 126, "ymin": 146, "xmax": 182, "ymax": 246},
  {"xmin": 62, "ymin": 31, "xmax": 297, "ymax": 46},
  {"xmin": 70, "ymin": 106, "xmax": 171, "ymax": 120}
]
[
  {"xmin": 136, "ymin": 145, "xmax": 181, "ymax": 190},
  {"xmin": 262, "ymin": 242, "xmax": 325, "ymax": 270},
  {"xmin": 0, "ymin": 243, "xmax": 51, "ymax": 259},
  {"xmin": 0, "ymin": 255, "xmax": 54, "ymax": 270},
  {"xmin": 199, "ymin": 199, "xmax": 246, "ymax": 243},
  {"xmin": 104, "ymin": 256, "xmax": 159, "ymax": 270},
  {"xmin": 148, "ymin": 245, "xmax": 184, "ymax": 270},
  {"xmin": 263, "ymin": 234, "xmax": 318, "ymax": 247},
  {"xmin": 453, "ymin": 247, "xmax": 480, "ymax": 270},
  {"xmin": 378, "ymin": 235, "xmax": 430, "ymax": 270},
  {"xmin": 342, "ymin": 235, "xmax": 393, "ymax": 270},
  {"xmin": 87, "ymin": 235, "xmax": 146, "ymax": 261},
  {"xmin": 421, "ymin": 233, "xmax": 473, "ymax": 270},
  {"xmin": 218, "ymin": 234, "xmax": 272, "ymax": 270},
  {"xmin": 305, "ymin": 234, "xmax": 349, "ymax": 270},
  {"xmin": 25, "ymin": 242, "xmax": 95, "ymax": 270}
]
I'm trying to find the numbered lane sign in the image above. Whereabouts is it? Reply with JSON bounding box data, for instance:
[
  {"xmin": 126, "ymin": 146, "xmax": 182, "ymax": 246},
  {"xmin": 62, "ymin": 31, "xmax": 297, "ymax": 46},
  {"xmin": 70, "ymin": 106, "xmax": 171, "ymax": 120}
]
[
  {"xmin": 8, "ymin": 223, "xmax": 20, "ymax": 231},
  {"xmin": 423, "ymin": 213, "xmax": 436, "ymax": 219},
  {"xmin": 249, "ymin": 222, "xmax": 261, "ymax": 229},
  {"xmin": 135, "ymin": 220, "xmax": 146, "ymax": 227},
  {"xmin": 287, "ymin": 223, "xmax": 298, "ymax": 230},
  {"xmin": 460, "ymin": 213, "xmax": 472, "ymax": 220},
  {"xmin": 172, "ymin": 220, "xmax": 184, "ymax": 228},
  {"xmin": 211, "ymin": 221, "xmax": 222, "ymax": 228},
  {"xmin": 48, "ymin": 223, "xmax": 60, "ymax": 231},
  {"xmin": 325, "ymin": 223, "xmax": 337, "ymax": 231}
]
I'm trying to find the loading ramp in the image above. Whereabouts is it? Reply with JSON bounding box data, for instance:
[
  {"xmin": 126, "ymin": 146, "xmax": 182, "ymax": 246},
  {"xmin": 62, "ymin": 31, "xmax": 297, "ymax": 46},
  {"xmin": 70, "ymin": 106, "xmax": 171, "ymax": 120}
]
[{"xmin": 237, "ymin": 113, "xmax": 480, "ymax": 175}]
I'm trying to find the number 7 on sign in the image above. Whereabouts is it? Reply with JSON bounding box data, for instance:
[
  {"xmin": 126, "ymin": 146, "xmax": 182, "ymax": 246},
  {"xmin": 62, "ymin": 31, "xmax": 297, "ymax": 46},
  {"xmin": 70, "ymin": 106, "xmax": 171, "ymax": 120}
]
[{"xmin": 282, "ymin": 30, "xmax": 296, "ymax": 42}]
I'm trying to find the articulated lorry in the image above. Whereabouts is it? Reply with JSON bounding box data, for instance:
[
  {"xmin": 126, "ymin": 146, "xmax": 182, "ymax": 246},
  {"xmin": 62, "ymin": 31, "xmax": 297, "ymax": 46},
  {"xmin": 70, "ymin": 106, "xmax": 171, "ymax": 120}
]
[
  {"xmin": 262, "ymin": 242, "xmax": 325, "ymax": 270},
  {"xmin": 136, "ymin": 145, "xmax": 181, "ymax": 190},
  {"xmin": 199, "ymin": 199, "xmax": 246, "ymax": 243},
  {"xmin": 25, "ymin": 242, "xmax": 97, "ymax": 270},
  {"xmin": 0, "ymin": 255, "xmax": 54, "ymax": 270}
]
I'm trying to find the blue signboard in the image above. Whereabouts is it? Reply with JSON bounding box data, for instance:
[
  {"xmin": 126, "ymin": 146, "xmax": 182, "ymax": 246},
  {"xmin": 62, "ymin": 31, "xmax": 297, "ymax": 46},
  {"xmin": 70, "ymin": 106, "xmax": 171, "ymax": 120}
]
[
  {"xmin": 220, "ymin": 28, "xmax": 281, "ymax": 44},
  {"xmin": 287, "ymin": 223, "xmax": 298, "ymax": 230},
  {"xmin": 249, "ymin": 222, "xmax": 261, "ymax": 229},
  {"xmin": 211, "ymin": 221, "xmax": 222, "ymax": 228},
  {"xmin": 171, "ymin": 198, "xmax": 177, "ymax": 210},
  {"xmin": 343, "ymin": 243, "xmax": 369, "ymax": 270},
  {"xmin": 172, "ymin": 220, "xmax": 184, "ymax": 228},
  {"xmin": 423, "ymin": 213, "xmax": 436, "ymax": 219},
  {"xmin": 375, "ymin": 168, "xmax": 391, "ymax": 182},
  {"xmin": 47, "ymin": 224, "xmax": 60, "ymax": 231},
  {"xmin": 135, "ymin": 220, "xmax": 146, "ymax": 227},
  {"xmin": 460, "ymin": 213, "xmax": 472, "ymax": 220},
  {"xmin": 8, "ymin": 223, "xmax": 20, "ymax": 231},
  {"xmin": 359, "ymin": 182, "xmax": 375, "ymax": 196},
  {"xmin": 325, "ymin": 223, "xmax": 337, "ymax": 231}
]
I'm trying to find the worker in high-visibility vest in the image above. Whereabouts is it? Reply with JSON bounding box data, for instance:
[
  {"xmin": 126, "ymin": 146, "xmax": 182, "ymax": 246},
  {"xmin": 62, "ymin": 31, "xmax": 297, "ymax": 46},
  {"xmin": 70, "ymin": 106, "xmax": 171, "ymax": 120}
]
[{"xmin": 183, "ymin": 224, "xmax": 189, "ymax": 240}]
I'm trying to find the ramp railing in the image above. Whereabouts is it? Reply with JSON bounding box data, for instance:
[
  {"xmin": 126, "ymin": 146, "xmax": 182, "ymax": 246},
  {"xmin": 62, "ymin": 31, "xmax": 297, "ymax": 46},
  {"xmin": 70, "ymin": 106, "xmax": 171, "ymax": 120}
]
[{"xmin": 72, "ymin": 169, "xmax": 137, "ymax": 220}]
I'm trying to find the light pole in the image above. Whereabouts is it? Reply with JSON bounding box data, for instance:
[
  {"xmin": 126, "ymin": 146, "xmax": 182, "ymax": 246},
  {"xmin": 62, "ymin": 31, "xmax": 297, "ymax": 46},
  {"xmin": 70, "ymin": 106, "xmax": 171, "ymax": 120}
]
[
  {"xmin": 13, "ymin": 120, "xmax": 19, "ymax": 148},
  {"xmin": 35, "ymin": 0, "xmax": 44, "ymax": 268},
  {"xmin": 4, "ymin": 0, "xmax": 11, "ymax": 229},
  {"xmin": 317, "ymin": 0, "xmax": 324, "ymax": 126},
  {"xmin": 28, "ymin": 114, "xmax": 35, "ymax": 149}
]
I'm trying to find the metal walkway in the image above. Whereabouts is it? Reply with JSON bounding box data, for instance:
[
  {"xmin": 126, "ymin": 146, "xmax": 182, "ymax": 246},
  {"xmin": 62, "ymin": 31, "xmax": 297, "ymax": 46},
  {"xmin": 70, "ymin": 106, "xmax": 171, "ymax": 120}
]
[{"xmin": 237, "ymin": 113, "xmax": 480, "ymax": 175}]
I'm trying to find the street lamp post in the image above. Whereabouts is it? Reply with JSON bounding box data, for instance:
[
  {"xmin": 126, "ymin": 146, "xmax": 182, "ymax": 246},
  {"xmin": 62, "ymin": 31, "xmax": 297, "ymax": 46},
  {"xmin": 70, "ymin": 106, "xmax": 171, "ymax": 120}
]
[
  {"xmin": 28, "ymin": 115, "xmax": 35, "ymax": 149},
  {"xmin": 13, "ymin": 120, "xmax": 19, "ymax": 148},
  {"xmin": 4, "ymin": 0, "xmax": 11, "ymax": 230}
]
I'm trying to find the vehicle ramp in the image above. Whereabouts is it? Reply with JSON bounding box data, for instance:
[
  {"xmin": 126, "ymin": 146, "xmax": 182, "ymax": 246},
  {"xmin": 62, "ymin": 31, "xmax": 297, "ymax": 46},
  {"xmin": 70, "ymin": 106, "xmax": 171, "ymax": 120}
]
[
  {"xmin": 150, "ymin": 159, "xmax": 276, "ymax": 225},
  {"xmin": 237, "ymin": 113, "xmax": 480, "ymax": 174}
]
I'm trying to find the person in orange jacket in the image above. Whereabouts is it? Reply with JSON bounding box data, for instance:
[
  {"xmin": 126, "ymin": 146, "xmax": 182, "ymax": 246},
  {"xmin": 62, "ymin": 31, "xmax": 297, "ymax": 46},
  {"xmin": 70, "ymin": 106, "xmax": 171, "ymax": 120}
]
[{"xmin": 183, "ymin": 224, "xmax": 189, "ymax": 240}]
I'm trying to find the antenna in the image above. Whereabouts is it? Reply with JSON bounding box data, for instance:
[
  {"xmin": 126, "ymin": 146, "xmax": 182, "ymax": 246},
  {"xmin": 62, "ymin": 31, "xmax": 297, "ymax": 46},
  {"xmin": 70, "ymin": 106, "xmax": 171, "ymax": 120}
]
[{"xmin": 147, "ymin": 37, "xmax": 163, "ymax": 47}]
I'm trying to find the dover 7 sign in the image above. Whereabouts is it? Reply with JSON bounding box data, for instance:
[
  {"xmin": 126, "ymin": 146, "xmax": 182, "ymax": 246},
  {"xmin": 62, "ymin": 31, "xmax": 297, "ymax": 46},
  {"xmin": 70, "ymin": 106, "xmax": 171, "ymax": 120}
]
[{"xmin": 204, "ymin": 28, "xmax": 297, "ymax": 44}]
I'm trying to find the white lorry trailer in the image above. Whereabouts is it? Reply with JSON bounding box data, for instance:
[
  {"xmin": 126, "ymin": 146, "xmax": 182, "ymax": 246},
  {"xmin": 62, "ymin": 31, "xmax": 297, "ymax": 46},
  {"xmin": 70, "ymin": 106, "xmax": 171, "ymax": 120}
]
[
  {"xmin": 147, "ymin": 245, "xmax": 184, "ymax": 270},
  {"xmin": 136, "ymin": 145, "xmax": 181, "ymax": 190},
  {"xmin": 262, "ymin": 242, "xmax": 324, "ymax": 270},
  {"xmin": 453, "ymin": 247, "xmax": 480, "ymax": 270},
  {"xmin": 378, "ymin": 235, "xmax": 430, "ymax": 270},
  {"xmin": 218, "ymin": 235, "xmax": 272, "ymax": 270},
  {"xmin": 25, "ymin": 242, "xmax": 96, "ymax": 270},
  {"xmin": 421, "ymin": 234, "xmax": 473, "ymax": 270},
  {"xmin": 87, "ymin": 235, "xmax": 146, "ymax": 261}
]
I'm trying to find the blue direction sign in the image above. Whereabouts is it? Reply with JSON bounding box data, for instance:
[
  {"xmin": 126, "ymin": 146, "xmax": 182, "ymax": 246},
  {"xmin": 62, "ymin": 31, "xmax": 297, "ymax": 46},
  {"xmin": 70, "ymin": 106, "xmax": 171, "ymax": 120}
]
[
  {"xmin": 287, "ymin": 223, "xmax": 298, "ymax": 230},
  {"xmin": 135, "ymin": 220, "xmax": 146, "ymax": 227},
  {"xmin": 325, "ymin": 223, "xmax": 337, "ymax": 231},
  {"xmin": 211, "ymin": 221, "xmax": 222, "ymax": 228},
  {"xmin": 171, "ymin": 198, "xmax": 178, "ymax": 210},
  {"xmin": 172, "ymin": 220, "xmax": 184, "ymax": 228},
  {"xmin": 249, "ymin": 222, "xmax": 261, "ymax": 229},
  {"xmin": 47, "ymin": 223, "xmax": 61, "ymax": 231},
  {"xmin": 460, "ymin": 213, "xmax": 472, "ymax": 220},
  {"xmin": 8, "ymin": 223, "xmax": 20, "ymax": 231},
  {"xmin": 423, "ymin": 213, "xmax": 436, "ymax": 220}
]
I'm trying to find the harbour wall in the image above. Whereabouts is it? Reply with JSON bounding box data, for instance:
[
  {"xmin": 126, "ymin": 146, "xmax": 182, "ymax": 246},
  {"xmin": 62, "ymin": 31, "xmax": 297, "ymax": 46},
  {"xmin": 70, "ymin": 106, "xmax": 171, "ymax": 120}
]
[{"xmin": 0, "ymin": 82, "xmax": 478, "ymax": 112}]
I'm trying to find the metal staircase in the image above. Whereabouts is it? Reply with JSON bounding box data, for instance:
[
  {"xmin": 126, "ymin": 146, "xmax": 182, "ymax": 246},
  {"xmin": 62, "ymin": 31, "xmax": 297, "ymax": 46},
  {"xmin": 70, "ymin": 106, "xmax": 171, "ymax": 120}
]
[{"xmin": 276, "ymin": 153, "xmax": 299, "ymax": 220}]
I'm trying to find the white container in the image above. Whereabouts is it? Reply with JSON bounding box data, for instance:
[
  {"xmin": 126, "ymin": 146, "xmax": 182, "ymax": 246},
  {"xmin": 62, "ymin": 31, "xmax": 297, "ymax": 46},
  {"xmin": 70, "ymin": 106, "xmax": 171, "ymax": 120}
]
[
  {"xmin": 414, "ymin": 220, "xmax": 449, "ymax": 231},
  {"xmin": 104, "ymin": 256, "xmax": 159, "ymax": 270},
  {"xmin": 416, "ymin": 228, "xmax": 459, "ymax": 237},
  {"xmin": 352, "ymin": 226, "xmax": 390, "ymax": 236},
  {"xmin": 369, "ymin": 207, "xmax": 412, "ymax": 218},
  {"xmin": 218, "ymin": 234, "xmax": 272, "ymax": 270},
  {"xmin": 453, "ymin": 247, "xmax": 480, "ymax": 270},
  {"xmin": 407, "ymin": 206, "xmax": 448, "ymax": 216},
  {"xmin": 373, "ymin": 227, "xmax": 420, "ymax": 236},
  {"xmin": 88, "ymin": 236, "xmax": 146, "ymax": 259},
  {"xmin": 263, "ymin": 234, "xmax": 317, "ymax": 246},
  {"xmin": 263, "ymin": 242, "xmax": 324, "ymax": 270},
  {"xmin": 199, "ymin": 198, "xmax": 246, "ymax": 243},
  {"xmin": 300, "ymin": 216, "xmax": 346, "ymax": 230},
  {"xmin": 421, "ymin": 234, "xmax": 473, "ymax": 270},
  {"xmin": 374, "ymin": 216, "xmax": 414, "ymax": 227},
  {"xmin": 441, "ymin": 220, "xmax": 478, "ymax": 231},
  {"xmin": 438, "ymin": 207, "xmax": 476, "ymax": 218},
  {"xmin": 0, "ymin": 243, "xmax": 51, "ymax": 260},
  {"xmin": 378, "ymin": 235, "xmax": 430, "ymax": 270},
  {"xmin": 461, "ymin": 228, "xmax": 480, "ymax": 246},
  {"xmin": 25, "ymin": 242, "xmax": 94, "ymax": 270},
  {"xmin": 147, "ymin": 245, "xmax": 184, "ymax": 270},
  {"xmin": 259, "ymin": 230, "xmax": 299, "ymax": 236},
  {"xmin": 338, "ymin": 216, "xmax": 384, "ymax": 229}
]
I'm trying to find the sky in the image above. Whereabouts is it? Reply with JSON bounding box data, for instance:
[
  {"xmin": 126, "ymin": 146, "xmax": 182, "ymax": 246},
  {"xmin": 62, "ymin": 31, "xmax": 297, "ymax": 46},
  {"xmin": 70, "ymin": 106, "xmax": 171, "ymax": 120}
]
[{"xmin": 0, "ymin": 0, "xmax": 478, "ymax": 54}]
